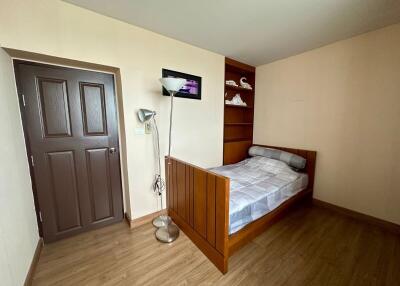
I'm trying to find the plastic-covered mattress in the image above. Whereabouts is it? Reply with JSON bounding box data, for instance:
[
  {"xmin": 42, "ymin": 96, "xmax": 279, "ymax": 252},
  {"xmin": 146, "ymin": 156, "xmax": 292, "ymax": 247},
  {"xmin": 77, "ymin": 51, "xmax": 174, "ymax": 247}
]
[{"xmin": 210, "ymin": 156, "xmax": 308, "ymax": 234}]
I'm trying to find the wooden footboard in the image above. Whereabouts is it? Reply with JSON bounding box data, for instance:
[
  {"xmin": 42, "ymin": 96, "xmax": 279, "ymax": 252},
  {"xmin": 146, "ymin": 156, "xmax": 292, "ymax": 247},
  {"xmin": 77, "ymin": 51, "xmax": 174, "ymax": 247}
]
[{"xmin": 165, "ymin": 157, "xmax": 230, "ymax": 273}]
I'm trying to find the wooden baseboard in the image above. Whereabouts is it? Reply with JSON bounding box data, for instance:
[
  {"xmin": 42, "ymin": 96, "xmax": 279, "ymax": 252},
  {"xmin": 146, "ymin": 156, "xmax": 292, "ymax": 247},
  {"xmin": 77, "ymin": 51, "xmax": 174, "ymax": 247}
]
[
  {"xmin": 313, "ymin": 199, "xmax": 400, "ymax": 235},
  {"xmin": 24, "ymin": 238, "xmax": 43, "ymax": 286},
  {"xmin": 125, "ymin": 209, "xmax": 167, "ymax": 229}
]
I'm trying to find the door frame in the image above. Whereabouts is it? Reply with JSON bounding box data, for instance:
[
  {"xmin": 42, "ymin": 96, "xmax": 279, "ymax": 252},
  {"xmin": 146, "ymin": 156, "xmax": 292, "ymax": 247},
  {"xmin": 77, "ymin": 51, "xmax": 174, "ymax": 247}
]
[{"xmin": 13, "ymin": 59, "xmax": 125, "ymax": 239}]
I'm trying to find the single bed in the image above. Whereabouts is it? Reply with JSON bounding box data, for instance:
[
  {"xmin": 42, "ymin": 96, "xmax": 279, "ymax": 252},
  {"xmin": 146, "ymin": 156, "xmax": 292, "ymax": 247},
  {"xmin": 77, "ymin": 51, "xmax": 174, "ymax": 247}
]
[
  {"xmin": 165, "ymin": 145, "xmax": 316, "ymax": 274},
  {"xmin": 210, "ymin": 156, "xmax": 309, "ymax": 235}
]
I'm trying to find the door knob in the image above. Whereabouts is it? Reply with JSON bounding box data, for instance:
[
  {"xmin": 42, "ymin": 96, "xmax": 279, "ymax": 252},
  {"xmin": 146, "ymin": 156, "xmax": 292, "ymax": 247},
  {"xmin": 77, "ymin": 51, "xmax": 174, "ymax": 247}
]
[{"xmin": 109, "ymin": 147, "xmax": 117, "ymax": 154}]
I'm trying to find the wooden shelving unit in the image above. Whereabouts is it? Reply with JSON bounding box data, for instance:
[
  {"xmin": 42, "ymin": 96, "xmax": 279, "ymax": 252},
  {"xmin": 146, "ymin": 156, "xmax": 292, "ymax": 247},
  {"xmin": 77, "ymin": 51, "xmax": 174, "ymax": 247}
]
[
  {"xmin": 223, "ymin": 58, "xmax": 255, "ymax": 165},
  {"xmin": 224, "ymin": 122, "xmax": 253, "ymax": 126},
  {"xmin": 224, "ymin": 137, "xmax": 252, "ymax": 143},
  {"xmin": 225, "ymin": 104, "xmax": 253, "ymax": 109},
  {"xmin": 225, "ymin": 84, "xmax": 253, "ymax": 92}
]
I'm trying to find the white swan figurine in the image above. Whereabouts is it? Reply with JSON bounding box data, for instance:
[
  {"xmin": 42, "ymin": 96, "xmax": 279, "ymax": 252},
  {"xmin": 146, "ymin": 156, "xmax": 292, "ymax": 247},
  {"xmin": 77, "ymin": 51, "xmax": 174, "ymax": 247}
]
[
  {"xmin": 240, "ymin": 77, "xmax": 252, "ymax": 90},
  {"xmin": 226, "ymin": 80, "xmax": 238, "ymax": 87}
]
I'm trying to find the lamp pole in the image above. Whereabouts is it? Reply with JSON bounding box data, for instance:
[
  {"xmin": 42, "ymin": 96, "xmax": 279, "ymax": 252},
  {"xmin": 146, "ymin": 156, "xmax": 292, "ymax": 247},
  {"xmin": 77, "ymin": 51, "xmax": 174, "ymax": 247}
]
[
  {"xmin": 168, "ymin": 91, "xmax": 175, "ymax": 160},
  {"xmin": 153, "ymin": 78, "xmax": 185, "ymax": 243}
]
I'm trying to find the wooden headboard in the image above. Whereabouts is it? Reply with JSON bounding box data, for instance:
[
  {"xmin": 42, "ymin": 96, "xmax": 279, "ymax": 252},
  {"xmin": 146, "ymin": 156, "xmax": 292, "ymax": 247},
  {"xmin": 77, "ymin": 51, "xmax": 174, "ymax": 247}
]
[{"xmin": 253, "ymin": 144, "xmax": 317, "ymax": 190}]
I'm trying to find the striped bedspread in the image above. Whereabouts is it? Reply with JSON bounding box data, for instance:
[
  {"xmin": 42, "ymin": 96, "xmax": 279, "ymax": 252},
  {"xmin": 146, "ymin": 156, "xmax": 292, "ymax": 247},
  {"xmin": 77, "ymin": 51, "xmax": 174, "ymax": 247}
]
[{"xmin": 210, "ymin": 156, "xmax": 308, "ymax": 234}]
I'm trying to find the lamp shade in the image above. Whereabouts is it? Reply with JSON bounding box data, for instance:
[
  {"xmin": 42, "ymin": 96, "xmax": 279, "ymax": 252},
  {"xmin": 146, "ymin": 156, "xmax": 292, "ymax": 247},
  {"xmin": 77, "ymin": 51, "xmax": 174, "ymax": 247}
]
[
  {"xmin": 159, "ymin": 77, "xmax": 187, "ymax": 93},
  {"xmin": 138, "ymin": 109, "xmax": 156, "ymax": 123}
]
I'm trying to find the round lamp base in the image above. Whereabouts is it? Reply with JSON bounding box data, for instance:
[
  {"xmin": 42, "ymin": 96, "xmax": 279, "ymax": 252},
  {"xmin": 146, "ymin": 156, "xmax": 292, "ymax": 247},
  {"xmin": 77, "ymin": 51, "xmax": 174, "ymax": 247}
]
[
  {"xmin": 152, "ymin": 215, "xmax": 172, "ymax": 228},
  {"xmin": 155, "ymin": 224, "xmax": 180, "ymax": 243}
]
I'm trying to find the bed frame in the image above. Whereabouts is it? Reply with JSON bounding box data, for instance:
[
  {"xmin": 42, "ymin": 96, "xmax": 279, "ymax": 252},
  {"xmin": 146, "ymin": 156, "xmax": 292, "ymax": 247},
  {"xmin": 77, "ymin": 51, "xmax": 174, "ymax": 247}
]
[{"xmin": 165, "ymin": 145, "xmax": 316, "ymax": 274}]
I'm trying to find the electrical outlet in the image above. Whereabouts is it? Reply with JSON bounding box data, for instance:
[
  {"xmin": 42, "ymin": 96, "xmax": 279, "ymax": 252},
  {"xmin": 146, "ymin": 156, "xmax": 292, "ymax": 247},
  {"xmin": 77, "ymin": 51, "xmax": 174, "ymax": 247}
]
[{"xmin": 145, "ymin": 122, "xmax": 152, "ymax": 134}]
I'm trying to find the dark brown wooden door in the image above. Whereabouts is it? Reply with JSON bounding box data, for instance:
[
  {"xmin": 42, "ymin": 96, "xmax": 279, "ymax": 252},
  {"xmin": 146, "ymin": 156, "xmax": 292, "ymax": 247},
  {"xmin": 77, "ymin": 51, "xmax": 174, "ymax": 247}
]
[{"xmin": 15, "ymin": 62, "xmax": 123, "ymax": 243}]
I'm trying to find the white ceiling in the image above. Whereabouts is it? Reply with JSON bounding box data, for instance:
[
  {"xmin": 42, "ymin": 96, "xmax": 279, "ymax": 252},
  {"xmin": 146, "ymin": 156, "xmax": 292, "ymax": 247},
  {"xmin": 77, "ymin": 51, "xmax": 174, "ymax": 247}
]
[{"xmin": 63, "ymin": 0, "xmax": 400, "ymax": 66}]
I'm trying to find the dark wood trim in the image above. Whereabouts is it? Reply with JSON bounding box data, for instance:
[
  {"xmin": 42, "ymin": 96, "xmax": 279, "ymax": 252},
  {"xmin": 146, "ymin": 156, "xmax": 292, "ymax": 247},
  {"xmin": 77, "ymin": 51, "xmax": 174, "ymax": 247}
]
[
  {"xmin": 225, "ymin": 57, "xmax": 255, "ymax": 73},
  {"xmin": 13, "ymin": 60, "xmax": 43, "ymax": 237},
  {"xmin": 124, "ymin": 213, "xmax": 132, "ymax": 228},
  {"xmin": 7, "ymin": 48, "xmax": 119, "ymax": 73},
  {"xmin": 224, "ymin": 122, "xmax": 253, "ymax": 126},
  {"xmin": 24, "ymin": 238, "xmax": 43, "ymax": 286},
  {"xmin": 225, "ymin": 104, "xmax": 253, "ymax": 109},
  {"xmin": 124, "ymin": 209, "xmax": 167, "ymax": 229},
  {"xmin": 313, "ymin": 199, "xmax": 400, "ymax": 235}
]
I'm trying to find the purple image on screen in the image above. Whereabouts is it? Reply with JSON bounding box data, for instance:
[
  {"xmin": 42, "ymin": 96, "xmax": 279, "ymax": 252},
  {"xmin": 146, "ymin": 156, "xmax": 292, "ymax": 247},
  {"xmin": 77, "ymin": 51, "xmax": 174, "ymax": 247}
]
[
  {"xmin": 180, "ymin": 79, "xmax": 198, "ymax": 95},
  {"xmin": 167, "ymin": 76, "xmax": 198, "ymax": 95}
]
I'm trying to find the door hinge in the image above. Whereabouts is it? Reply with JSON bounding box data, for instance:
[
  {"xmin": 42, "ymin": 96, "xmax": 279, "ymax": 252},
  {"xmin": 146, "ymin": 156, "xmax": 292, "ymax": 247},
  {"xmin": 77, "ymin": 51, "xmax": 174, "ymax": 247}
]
[
  {"xmin": 30, "ymin": 155, "xmax": 34, "ymax": 167},
  {"xmin": 39, "ymin": 211, "xmax": 43, "ymax": 222},
  {"xmin": 21, "ymin": 94, "xmax": 26, "ymax": 107}
]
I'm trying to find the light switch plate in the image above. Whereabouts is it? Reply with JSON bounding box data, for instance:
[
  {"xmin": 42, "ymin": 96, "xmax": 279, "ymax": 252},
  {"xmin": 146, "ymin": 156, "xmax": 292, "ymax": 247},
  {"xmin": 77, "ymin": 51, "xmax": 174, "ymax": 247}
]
[
  {"xmin": 145, "ymin": 122, "xmax": 152, "ymax": 134},
  {"xmin": 135, "ymin": 127, "xmax": 145, "ymax": 135}
]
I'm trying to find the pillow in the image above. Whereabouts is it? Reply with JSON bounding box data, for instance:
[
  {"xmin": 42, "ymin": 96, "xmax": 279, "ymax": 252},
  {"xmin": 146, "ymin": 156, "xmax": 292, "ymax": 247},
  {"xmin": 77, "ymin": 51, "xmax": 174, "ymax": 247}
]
[{"xmin": 248, "ymin": 146, "xmax": 306, "ymax": 170}]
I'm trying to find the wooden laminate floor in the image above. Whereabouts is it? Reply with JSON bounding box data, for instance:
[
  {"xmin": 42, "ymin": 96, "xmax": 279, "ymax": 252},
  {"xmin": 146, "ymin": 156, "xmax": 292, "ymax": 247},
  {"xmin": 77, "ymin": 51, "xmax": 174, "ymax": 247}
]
[{"xmin": 32, "ymin": 205, "xmax": 400, "ymax": 286}]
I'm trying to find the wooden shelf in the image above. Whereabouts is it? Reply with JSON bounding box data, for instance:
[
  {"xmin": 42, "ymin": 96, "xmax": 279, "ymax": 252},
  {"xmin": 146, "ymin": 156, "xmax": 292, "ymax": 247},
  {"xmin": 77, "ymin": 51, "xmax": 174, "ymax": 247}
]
[
  {"xmin": 225, "ymin": 58, "xmax": 255, "ymax": 73},
  {"xmin": 225, "ymin": 104, "xmax": 253, "ymax": 109},
  {"xmin": 223, "ymin": 57, "xmax": 255, "ymax": 165},
  {"xmin": 225, "ymin": 84, "xmax": 253, "ymax": 92},
  {"xmin": 224, "ymin": 122, "xmax": 253, "ymax": 126},
  {"xmin": 224, "ymin": 137, "xmax": 252, "ymax": 143}
]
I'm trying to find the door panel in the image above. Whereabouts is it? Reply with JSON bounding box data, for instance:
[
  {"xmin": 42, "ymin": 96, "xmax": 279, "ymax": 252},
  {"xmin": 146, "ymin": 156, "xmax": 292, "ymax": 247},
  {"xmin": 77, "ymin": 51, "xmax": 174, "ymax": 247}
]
[
  {"xmin": 37, "ymin": 78, "xmax": 72, "ymax": 137},
  {"xmin": 80, "ymin": 82, "xmax": 107, "ymax": 136},
  {"xmin": 15, "ymin": 62, "xmax": 123, "ymax": 243},
  {"xmin": 47, "ymin": 151, "xmax": 82, "ymax": 233},
  {"xmin": 86, "ymin": 148, "xmax": 114, "ymax": 222}
]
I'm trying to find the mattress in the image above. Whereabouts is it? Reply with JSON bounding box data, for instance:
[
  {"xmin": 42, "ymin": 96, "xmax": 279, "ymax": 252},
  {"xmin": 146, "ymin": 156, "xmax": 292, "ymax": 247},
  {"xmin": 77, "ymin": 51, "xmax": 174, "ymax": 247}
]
[{"xmin": 210, "ymin": 156, "xmax": 308, "ymax": 234}]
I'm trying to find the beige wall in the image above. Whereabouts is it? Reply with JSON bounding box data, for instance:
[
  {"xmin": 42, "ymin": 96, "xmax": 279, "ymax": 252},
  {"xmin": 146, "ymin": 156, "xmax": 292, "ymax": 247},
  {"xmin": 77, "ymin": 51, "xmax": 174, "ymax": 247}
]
[
  {"xmin": 254, "ymin": 24, "xmax": 400, "ymax": 224},
  {"xmin": 0, "ymin": 0, "xmax": 224, "ymax": 221},
  {"xmin": 0, "ymin": 48, "xmax": 39, "ymax": 285}
]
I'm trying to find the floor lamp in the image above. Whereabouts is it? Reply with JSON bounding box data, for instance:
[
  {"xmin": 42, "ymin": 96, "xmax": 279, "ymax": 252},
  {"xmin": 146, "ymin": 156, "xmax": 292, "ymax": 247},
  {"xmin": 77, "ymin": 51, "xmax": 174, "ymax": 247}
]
[
  {"xmin": 152, "ymin": 77, "xmax": 186, "ymax": 243},
  {"xmin": 137, "ymin": 109, "xmax": 168, "ymax": 225}
]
